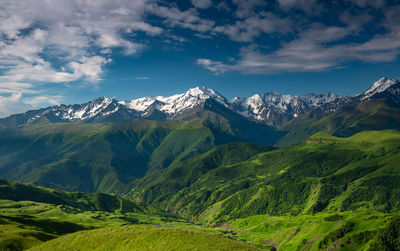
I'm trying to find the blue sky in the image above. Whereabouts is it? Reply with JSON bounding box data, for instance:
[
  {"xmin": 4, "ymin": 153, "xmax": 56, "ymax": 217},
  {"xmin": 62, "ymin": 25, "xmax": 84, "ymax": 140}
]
[{"xmin": 0, "ymin": 0, "xmax": 400, "ymax": 116}]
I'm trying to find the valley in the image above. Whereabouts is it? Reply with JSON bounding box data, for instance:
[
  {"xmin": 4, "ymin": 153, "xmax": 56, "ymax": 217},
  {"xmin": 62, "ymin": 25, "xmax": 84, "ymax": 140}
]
[{"xmin": 0, "ymin": 78, "xmax": 399, "ymax": 250}]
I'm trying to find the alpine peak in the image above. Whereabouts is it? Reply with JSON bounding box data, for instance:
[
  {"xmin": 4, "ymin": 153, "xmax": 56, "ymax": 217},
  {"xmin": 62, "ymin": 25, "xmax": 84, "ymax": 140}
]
[
  {"xmin": 362, "ymin": 77, "xmax": 400, "ymax": 99},
  {"xmin": 1, "ymin": 78, "xmax": 398, "ymax": 127}
]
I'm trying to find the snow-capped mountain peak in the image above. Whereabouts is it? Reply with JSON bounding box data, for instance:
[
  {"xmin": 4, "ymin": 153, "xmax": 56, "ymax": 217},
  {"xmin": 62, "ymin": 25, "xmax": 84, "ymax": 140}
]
[
  {"xmin": 2, "ymin": 78, "xmax": 397, "ymax": 127},
  {"xmin": 121, "ymin": 86, "xmax": 228, "ymax": 117},
  {"xmin": 185, "ymin": 86, "xmax": 210, "ymax": 97},
  {"xmin": 362, "ymin": 77, "xmax": 400, "ymax": 100},
  {"xmin": 120, "ymin": 97, "xmax": 159, "ymax": 112},
  {"xmin": 301, "ymin": 92, "xmax": 343, "ymax": 108},
  {"xmin": 62, "ymin": 97, "xmax": 119, "ymax": 120},
  {"xmin": 184, "ymin": 86, "xmax": 227, "ymax": 104},
  {"xmin": 229, "ymin": 90, "xmax": 346, "ymax": 125}
]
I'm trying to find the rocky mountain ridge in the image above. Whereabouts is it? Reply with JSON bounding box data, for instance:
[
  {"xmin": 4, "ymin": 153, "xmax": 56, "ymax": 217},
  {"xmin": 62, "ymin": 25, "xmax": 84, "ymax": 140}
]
[{"xmin": 1, "ymin": 77, "xmax": 398, "ymax": 127}]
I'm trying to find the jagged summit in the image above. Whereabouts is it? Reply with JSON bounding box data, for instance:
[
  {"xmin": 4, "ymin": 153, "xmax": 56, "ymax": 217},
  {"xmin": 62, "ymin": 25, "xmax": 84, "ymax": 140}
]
[
  {"xmin": 120, "ymin": 86, "xmax": 227, "ymax": 117},
  {"xmin": 185, "ymin": 86, "xmax": 222, "ymax": 98},
  {"xmin": 230, "ymin": 91, "xmax": 344, "ymax": 125},
  {"xmin": 361, "ymin": 77, "xmax": 400, "ymax": 100}
]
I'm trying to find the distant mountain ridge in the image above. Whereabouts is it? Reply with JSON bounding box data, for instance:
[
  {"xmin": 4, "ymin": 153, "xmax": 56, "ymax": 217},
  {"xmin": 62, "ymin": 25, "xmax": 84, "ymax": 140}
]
[
  {"xmin": 0, "ymin": 77, "xmax": 399, "ymax": 127},
  {"xmin": 276, "ymin": 77, "xmax": 400, "ymax": 146}
]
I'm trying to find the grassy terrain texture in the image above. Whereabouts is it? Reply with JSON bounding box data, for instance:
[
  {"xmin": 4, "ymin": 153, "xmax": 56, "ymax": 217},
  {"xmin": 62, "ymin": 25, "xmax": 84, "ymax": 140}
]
[
  {"xmin": 29, "ymin": 225, "xmax": 262, "ymax": 251},
  {"xmin": 128, "ymin": 130, "xmax": 400, "ymax": 250},
  {"xmin": 0, "ymin": 116, "xmax": 281, "ymax": 195},
  {"xmin": 0, "ymin": 178, "xmax": 185, "ymax": 250}
]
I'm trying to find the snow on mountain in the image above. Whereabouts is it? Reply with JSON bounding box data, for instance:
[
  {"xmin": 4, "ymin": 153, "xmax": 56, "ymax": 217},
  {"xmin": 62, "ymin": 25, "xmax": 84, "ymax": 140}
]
[
  {"xmin": 0, "ymin": 86, "xmax": 346, "ymax": 126},
  {"xmin": 121, "ymin": 97, "xmax": 158, "ymax": 112},
  {"xmin": 121, "ymin": 86, "xmax": 228, "ymax": 117},
  {"xmin": 23, "ymin": 97, "xmax": 134, "ymax": 124},
  {"xmin": 230, "ymin": 92, "xmax": 307, "ymax": 122},
  {"xmin": 361, "ymin": 77, "xmax": 400, "ymax": 100},
  {"xmin": 301, "ymin": 92, "xmax": 343, "ymax": 108},
  {"xmin": 230, "ymin": 91, "xmax": 343, "ymax": 125},
  {"xmin": 2, "ymin": 78, "xmax": 398, "ymax": 127},
  {"xmin": 62, "ymin": 97, "xmax": 115, "ymax": 120}
]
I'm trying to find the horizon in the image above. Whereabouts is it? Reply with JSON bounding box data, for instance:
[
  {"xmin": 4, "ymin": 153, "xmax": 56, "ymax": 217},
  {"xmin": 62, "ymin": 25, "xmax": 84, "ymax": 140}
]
[
  {"xmin": 1, "ymin": 0, "xmax": 400, "ymax": 117},
  {"xmin": 57, "ymin": 76, "xmax": 399, "ymax": 102},
  {"xmin": 1, "ymin": 76, "xmax": 398, "ymax": 119}
]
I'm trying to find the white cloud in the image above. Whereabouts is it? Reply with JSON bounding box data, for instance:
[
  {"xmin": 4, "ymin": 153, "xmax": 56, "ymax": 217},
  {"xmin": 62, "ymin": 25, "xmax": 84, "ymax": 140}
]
[
  {"xmin": 23, "ymin": 95, "xmax": 62, "ymax": 107},
  {"xmin": 196, "ymin": 59, "xmax": 229, "ymax": 74},
  {"xmin": 0, "ymin": 0, "xmax": 399, "ymax": 116},
  {"xmin": 147, "ymin": 4, "xmax": 215, "ymax": 33},
  {"xmin": 0, "ymin": 82, "xmax": 36, "ymax": 94},
  {"xmin": 1, "ymin": 56, "xmax": 110, "ymax": 85},
  {"xmin": 0, "ymin": 93, "xmax": 62, "ymax": 117},
  {"xmin": 198, "ymin": 27, "xmax": 400, "ymax": 74},
  {"xmin": 347, "ymin": 0, "xmax": 385, "ymax": 8},
  {"xmin": 0, "ymin": 0, "xmax": 161, "ymax": 95},
  {"xmin": 0, "ymin": 93, "xmax": 27, "ymax": 117},
  {"xmin": 198, "ymin": 1, "xmax": 400, "ymax": 75},
  {"xmin": 0, "ymin": 0, "xmax": 163, "ymax": 117},
  {"xmin": 217, "ymin": 2, "xmax": 231, "ymax": 11},
  {"xmin": 191, "ymin": 0, "xmax": 212, "ymax": 9},
  {"xmin": 135, "ymin": 76, "xmax": 150, "ymax": 80},
  {"xmin": 213, "ymin": 13, "xmax": 292, "ymax": 42},
  {"xmin": 68, "ymin": 56, "xmax": 112, "ymax": 83},
  {"xmin": 277, "ymin": 0, "xmax": 321, "ymax": 13},
  {"xmin": 232, "ymin": 0, "xmax": 266, "ymax": 18}
]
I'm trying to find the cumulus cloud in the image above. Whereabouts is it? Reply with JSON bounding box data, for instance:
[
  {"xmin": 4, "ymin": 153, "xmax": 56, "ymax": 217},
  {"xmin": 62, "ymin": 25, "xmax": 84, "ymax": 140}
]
[
  {"xmin": 199, "ymin": 28, "xmax": 400, "ymax": 75},
  {"xmin": 1, "ymin": 0, "xmax": 400, "ymax": 116},
  {"xmin": 0, "ymin": 93, "xmax": 27, "ymax": 117},
  {"xmin": 191, "ymin": 0, "xmax": 212, "ymax": 9},
  {"xmin": 147, "ymin": 4, "xmax": 215, "ymax": 33},
  {"xmin": 0, "ymin": 0, "xmax": 160, "ymax": 93},
  {"xmin": 277, "ymin": 0, "xmax": 321, "ymax": 13},
  {"xmin": 232, "ymin": 0, "xmax": 266, "ymax": 18},
  {"xmin": 196, "ymin": 59, "xmax": 230, "ymax": 74},
  {"xmin": 0, "ymin": 0, "xmax": 162, "ymax": 116},
  {"xmin": 348, "ymin": 0, "xmax": 385, "ymax": 8},
  {"xmin": 198, "ymin": 1, "xmax": 400, "ymax": 75},
  {"xmin": 217, "ymin": 2, "xmax": 231, "ymax": 11},
  {"xmin": 213, "ymin": 13, "xmax": 292, "ymax": 42}
]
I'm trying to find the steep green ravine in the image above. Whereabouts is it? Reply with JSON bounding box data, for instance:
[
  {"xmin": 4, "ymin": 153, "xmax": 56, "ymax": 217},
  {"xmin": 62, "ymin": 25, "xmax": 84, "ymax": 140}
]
[
  {"xmin": 0, "ymin": 115, "xmax": 280, "ymax": 194},
  {"xmin": 129, "ymin": 130, "xmax": 400, "ymax": 226}
]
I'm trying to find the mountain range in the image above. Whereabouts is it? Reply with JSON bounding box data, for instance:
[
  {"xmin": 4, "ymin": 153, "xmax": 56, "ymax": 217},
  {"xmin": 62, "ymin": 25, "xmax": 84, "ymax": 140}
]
[
  {"xmin": 1, "ymin": 77, "xmax": 400, "ymax": 250},
  {"xmin": 2, "ymin": 77, "xmax": 398, "ymax": 128}
]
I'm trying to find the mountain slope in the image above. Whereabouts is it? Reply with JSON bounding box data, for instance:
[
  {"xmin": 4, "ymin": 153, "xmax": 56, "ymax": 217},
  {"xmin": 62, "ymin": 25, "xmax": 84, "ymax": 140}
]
[
  {"xmin": 29, "ymin": 225, "xmax": 261, "ymax": 251},
  {"xmin": 0, "ymin": 78, "xmax": 398, "ymax": 133},
  {"xmin": 0, "ymin": 113, "xmax": 281, "ymax": 194},
  {"xmin": 0, "ymin": 120, "xmax": 177, "ymax": 193},
  {"xmin": 0, "ymin": 178, "xmax": 146, "ymax": 214},
  {"xmin": 128, "ymin": 130, "xmax": 400, "ymax": 224},
  {"xmin": 0, "ymin": 178, "xmax": 176, "ymax": 251},
  {"xmin": 230, "ymin": 91, "xmax": 343, "ymax": 126},
  {"xmin": 129, "ymin": 143, "xmax": 274, "ymax": 206},
  {"xmin": 0, "ymin": 84, "xmax": 351, "ymax": 128},
  {"xmin": 276, "ymin": 78, "xmax": 400, "ymax": 146}
]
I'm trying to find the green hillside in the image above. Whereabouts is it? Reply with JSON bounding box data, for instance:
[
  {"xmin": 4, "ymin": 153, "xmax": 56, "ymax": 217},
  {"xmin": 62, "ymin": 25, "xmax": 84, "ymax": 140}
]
[
  {"xmin": 1, "ymin": 130, "xmax": 400, "ymax": 250},
  {"xmin": 0, "ymin": 178, "xmax": 146, "ymax": 213},
  {"xmin": 129, "ymin": 143, "xmax": 275, "ymax": 206},
  {"xmin": 126, "ymin": 130, "xmax": 400, "ymax": 249},
  {"xmin": 0, "ymin": 116, "xmax": 280, "ymax": 194},
  {"xmin": 130, "ymin": 130, "xmax": 400, "ymax": 222},
  {"xmin": 0, "ymin": 178, "xmax": 186, "ymax": 250},
  {"xmin": 276, "ymin": 98, "xmax": 400, "ymax": 146},
  {"xmin": 29, "ymin": 225, "xmax": 261, "ymax": 251}
]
